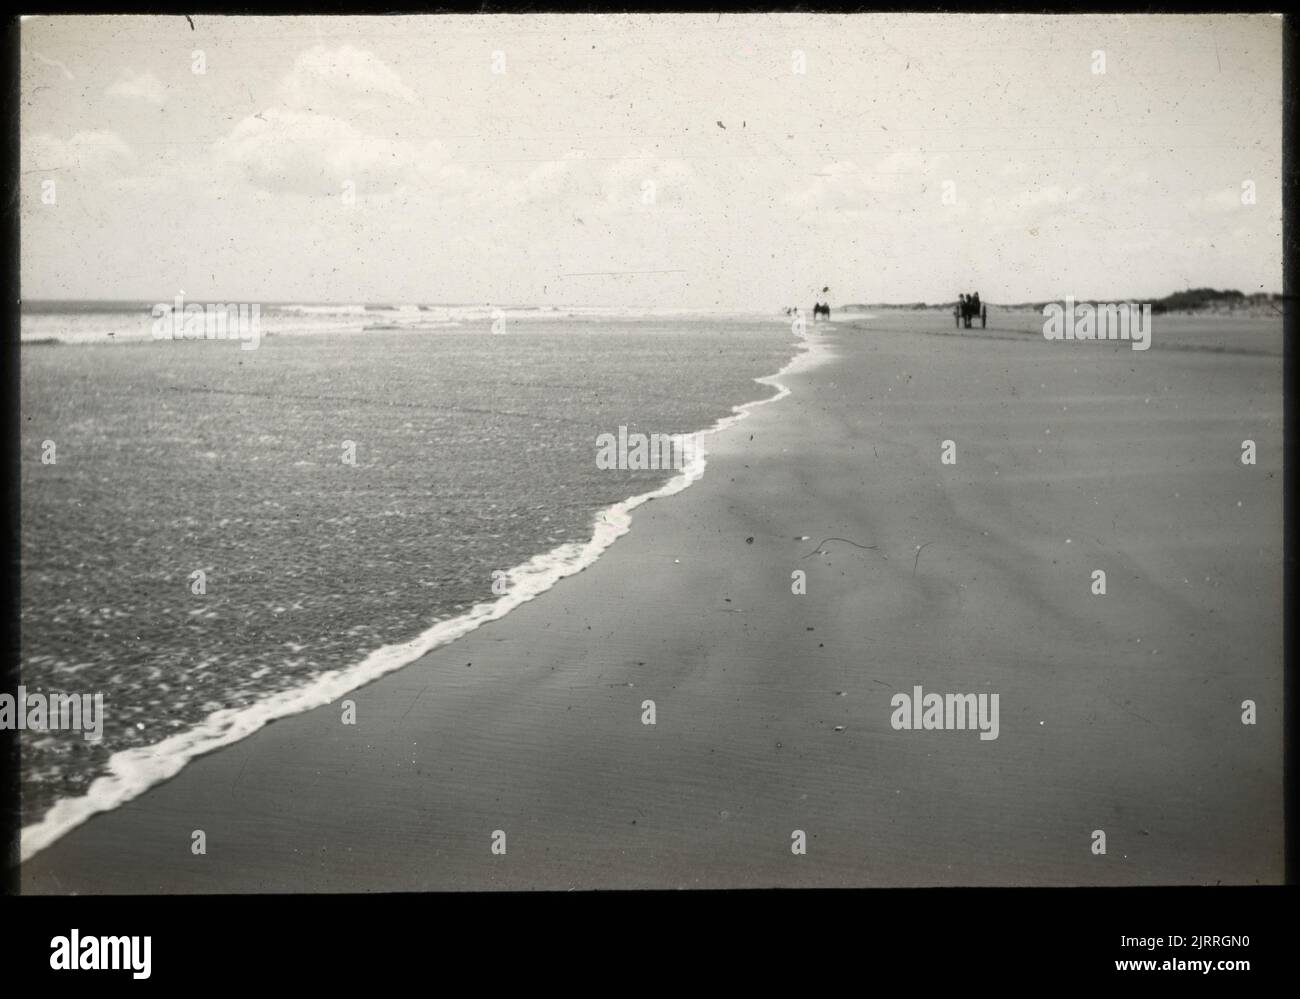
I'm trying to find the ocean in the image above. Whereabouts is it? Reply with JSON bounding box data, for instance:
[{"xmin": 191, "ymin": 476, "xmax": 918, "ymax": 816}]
[{"xmin": 19, "ymin": 304, "xmax": 799, "ymax": 848}]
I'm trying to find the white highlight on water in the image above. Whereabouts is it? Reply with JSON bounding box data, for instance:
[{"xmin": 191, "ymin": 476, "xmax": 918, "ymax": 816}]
[{"xmin": 20, "ymin": 332, "xmax": 831, "ymax": 862}]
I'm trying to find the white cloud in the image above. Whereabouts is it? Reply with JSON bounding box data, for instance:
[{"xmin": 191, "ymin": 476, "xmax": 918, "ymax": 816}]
[
  {"xmin": 600, "ymin": 151, "xmax": 695, "ymax": 210},
  {"xmin": 107, "ymin": 69, "xmax": 167, "ymax": 107},
  {"xmin": 786, "ymin": 150, "xmax": 947, "ymax": 212},
  {"xmin": 980, "ymin": 184, "xmax": 1086, "ymax": 223},
  {"xmin": 786, "ymin": 161, "xmax": 885, "ymax": 212},
  {"xmin": 212, "ymin": 107, "xmax": 454, "ymax": 198},
  {"xmin": 278, "ymin": 44, "xmax": 418, "ymax": 113},
  {"xmin": 209, "ymin": 46, "xmax": 455, "ymax": 200},
  {"xmin": 511, "ymin": 151, "xmax": 593, "ymax": 206}
]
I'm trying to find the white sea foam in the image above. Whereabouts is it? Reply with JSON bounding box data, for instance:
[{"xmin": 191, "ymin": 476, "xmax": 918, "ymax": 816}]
[
  {"xmin": 21, "ymin": 304, "xmax": 784, "ymax": 344},
  {"xmin": 19, "ymin": 332, "xmax": 830, "ymax": 862},
  {"xmin": 280, "ymin": 303, "xmax": 369, "ymax": 316}
]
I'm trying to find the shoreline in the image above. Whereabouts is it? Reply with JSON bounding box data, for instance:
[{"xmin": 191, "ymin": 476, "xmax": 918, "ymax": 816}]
[
  {"xmin": 20, "ymin": 329, "xmax": 823, "ymax": 863},
  {"xmin": 22, "ymin": 315, "xmax": 1282, "ymax": 890}
]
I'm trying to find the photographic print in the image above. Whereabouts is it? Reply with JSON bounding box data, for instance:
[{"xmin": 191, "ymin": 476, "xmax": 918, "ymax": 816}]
[{"xmin": 13, "ymin": 13, "xmax": 1284, "ymax": 902}]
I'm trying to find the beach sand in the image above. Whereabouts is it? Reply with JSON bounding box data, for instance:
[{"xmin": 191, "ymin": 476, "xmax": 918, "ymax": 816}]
[{"xmin": 22, "ymin": 314, "xmax": 1284, "ymax": 891}]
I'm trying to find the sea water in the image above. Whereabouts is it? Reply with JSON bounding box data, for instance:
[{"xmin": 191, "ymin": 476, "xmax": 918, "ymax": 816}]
[{"xmin": 19, "ymin": 309, "xmax": 795, "ymax": 846}]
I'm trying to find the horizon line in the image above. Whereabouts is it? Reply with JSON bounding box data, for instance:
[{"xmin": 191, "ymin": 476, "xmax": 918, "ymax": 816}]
[{"xmin": 18, "ymin": 287, "xmax": 1284, "ymax": 310}]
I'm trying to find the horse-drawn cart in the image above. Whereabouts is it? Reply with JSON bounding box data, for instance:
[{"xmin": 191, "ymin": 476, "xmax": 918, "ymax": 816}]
[{"xmin": 955, "ymin": 294, "xmax": 987, "ymax": 329}]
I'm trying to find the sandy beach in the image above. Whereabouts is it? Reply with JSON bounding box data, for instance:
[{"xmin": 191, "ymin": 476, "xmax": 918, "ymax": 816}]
[{"xmin": 21, "ymin": 313, "xmax": 1284, "ymax": 892}]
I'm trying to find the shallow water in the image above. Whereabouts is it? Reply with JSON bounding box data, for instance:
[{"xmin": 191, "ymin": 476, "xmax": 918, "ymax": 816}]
[{"xmin": 20, "ymin": 318, "xmax": 795, "ymax": 821}]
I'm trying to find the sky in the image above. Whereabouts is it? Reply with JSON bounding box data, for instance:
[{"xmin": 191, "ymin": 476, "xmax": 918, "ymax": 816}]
[{"xmin": 20, "ymin": 13, "xmax": 1283, "ymax": 310}]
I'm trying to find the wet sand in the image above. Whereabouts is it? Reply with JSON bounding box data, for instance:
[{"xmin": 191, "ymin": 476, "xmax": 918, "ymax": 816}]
[{"xmin": 22, "ymin": 313, "xmax": 1284, "ymax": 891}]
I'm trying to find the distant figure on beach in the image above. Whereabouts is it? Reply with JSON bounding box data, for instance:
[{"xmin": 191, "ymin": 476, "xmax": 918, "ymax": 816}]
[{"xmin": 813, "ymin": 286, "xmax": 831, "ymax": 321}]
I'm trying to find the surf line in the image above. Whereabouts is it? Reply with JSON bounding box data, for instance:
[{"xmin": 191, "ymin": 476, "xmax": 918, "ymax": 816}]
[{"xmin": 19, "ymin": 331, "xmax": 831, "ymax": 863}]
